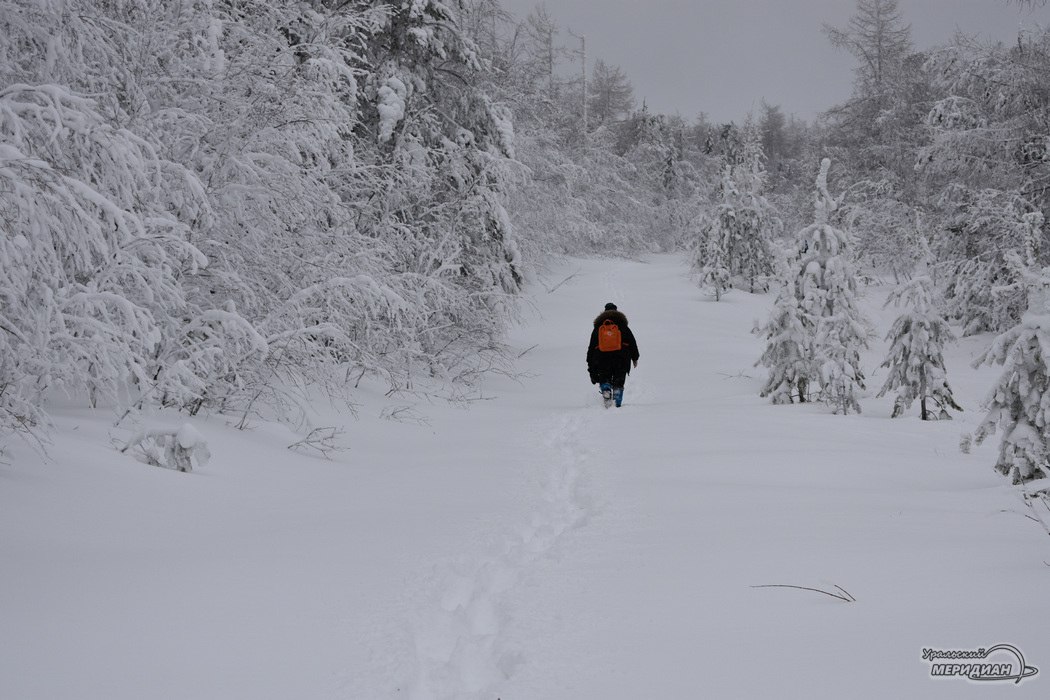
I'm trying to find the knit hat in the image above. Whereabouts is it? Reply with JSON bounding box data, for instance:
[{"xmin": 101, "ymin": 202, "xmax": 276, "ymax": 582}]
[{"xmin": 604, "ymin": 302, "xmax": 617, "ymax": 311}]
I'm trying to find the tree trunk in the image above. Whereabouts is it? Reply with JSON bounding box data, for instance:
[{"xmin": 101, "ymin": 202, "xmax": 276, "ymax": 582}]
[{"xmin": 920, "ymin": 368, "xmax": 928, "ymax": 420}]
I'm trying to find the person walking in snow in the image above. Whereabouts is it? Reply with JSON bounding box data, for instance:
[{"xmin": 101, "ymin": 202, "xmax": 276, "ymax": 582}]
[{"xmin": 587, "ymin": 303, "xmax": 640, "ymax": 408}]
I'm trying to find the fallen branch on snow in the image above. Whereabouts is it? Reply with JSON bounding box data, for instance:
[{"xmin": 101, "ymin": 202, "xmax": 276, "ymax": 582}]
[
  {"xmin": 718, "ymin": 370, "xmax": 755, "ymax": 380},
  {"xmin": 544, "ymin": 269, "xmax": 581, "ymax": 294},
  {"xmin": 287, "ymin": 426, "xmax": 346, "ymax": 459},
  {"xmin": 751, "ymin": 583, "xmax": 856, "ymax": 603}
]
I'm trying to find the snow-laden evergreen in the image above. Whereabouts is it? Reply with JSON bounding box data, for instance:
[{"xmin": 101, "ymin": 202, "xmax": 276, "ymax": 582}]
[
  {"xmin": 731, "ymin": 121, "xmax": 780, "ymax": 292},
  {"xmin": 756, "ymin": 159, "xmax": 870, "ymax": 411},
  {"xmin": 755, "ymin": 255, "xmax": 812, "ymax": 404},
  {"xmin": 696, "ymin": 165, "xmax": 735, "ymax": 301},
  {"xmin": 974, "ymin": 262, "xmax": 1050, "ymax": 484},
  {"xmin": 695, "ymin": 122, "xmax": 779, "ymax": 299},
  {"xmin": 794, "ymin": 159, "xmax": 870, "ymax": 413},
  {"xmin": 876, "ymin": 242, "xmax": 962, "ymax": 419}
]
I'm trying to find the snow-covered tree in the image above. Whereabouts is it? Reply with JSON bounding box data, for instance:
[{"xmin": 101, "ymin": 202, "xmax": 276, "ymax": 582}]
[
  {"xmin": 841, "ymin": 180, "xmax": 921, "ymax": 282},
  {"xmin": 919, "ymin": 31, "xmax": 1050, "ymax": 337},
  {"xmin": 695, "ymin": 126, "xmax": 779, "ymax": 299},
  {"xmin": 614, "ymin": 109, "xmax": 700, "ymax": 250},
  {"xmin": 877, "ymin": 243, "xmax": 962, "ymax": 419},
  {"xmin": 934, "ymin": 188, "xmax": 1043, "ymax": 335},
  {"xmin": 697, "ymin": 184, "xmax": 733, "ymax": 301},
  {"xmin": 821, "ymin": 0, "xmax": 930, "ymax": 269},
  {"xmin": 823, "ymin": 0, "xmax": 912, "ymax": 104},
  {"xmin": 795, "ymin": 159, "xmax": 870, "ymax": 414},
  {"xmin": 731, "ymin": 121, "xmax": 779, "ymax": 291},
  {"xmin": 922, "ymin": 30, "xmax": 1050, "ymax": 199},
  {"xmin": 588, "ymin": 59, "xmax": 635, "ymax": 126},
  {"xmin": 0, "ymin": 77, "xmax": 210, "ymax": 436},
  {"xmin": 0, "ymin": 0, "xmax": 536, "ymax": 445},
  {"xmin": 358, "ymin": 0, "xmax": 523, "ymax": 302},
  {"xmin": 756, "ymin": 254, "xmax": 813, "ymax": 403},
  {"xmin": 974, "ymin": 263, "xmax": 1050, "ymax": 483},
  {"xmin": 521, "ymin": 4, "xmax": 565, "ymax": 100}
]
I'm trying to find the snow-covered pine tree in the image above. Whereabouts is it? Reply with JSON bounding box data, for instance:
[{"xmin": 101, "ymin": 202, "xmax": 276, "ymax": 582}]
[
  {"xmin": 696, "ymin": 165, "xmax": 735, "ymax": 300},
  {"xmin": 756, "ymin": 253, "xmax": 813, "ymax": 403},
  {"xmin": 695, "ymin": 121, "xmax": 779, "ymax": 299},
  {"xmin": 877, "ymin": 242, "xmax": 962, "ymax": 419},
  {"xmin": 732, "ymin": 119, "xmax": 779, "ymax": 292},
  {"xmin": 796, "ymin": 159, "xmax": 870, "ymax": 414},
  {"xmin": 700, "ymin": 230, "xmax": 732, "ymax": 302},
  {"xmin": 974, "ymin": 258, "xmax": 1050, "ymax": 484}
]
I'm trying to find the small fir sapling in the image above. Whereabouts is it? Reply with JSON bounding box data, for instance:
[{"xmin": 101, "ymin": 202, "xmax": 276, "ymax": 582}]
[
  {"xmin": 697, "ymin": 183, "xmax": 733, "ymax": 301},
  {"xmin": 877, "ymin": 241, "xmax": 962, "ymax": 419},
  {"xmin": 974, "ymin": 245, "xmax": 1050, "ymax": 484},
  {"xmin": 756, "ymin": 253, "xmax": 812, "ymax": 403},
  {"xmin": 794, "ymin": 158, "xmax": 870, "ymax": 414},
  {"xmin": 696, "ymin": 126, "xmax": 779, "ymax": 299}
]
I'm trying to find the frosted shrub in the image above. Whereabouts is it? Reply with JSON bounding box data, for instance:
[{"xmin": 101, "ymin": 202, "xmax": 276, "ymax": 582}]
[
  {"xmin": 1, "ymin": 0, "xmax": 530, "ymax": 445},
  {"xmin": 0, "ymin": 84, "xmax": 206, "ymax": 433},
  {"xmin": 121, "ymin": 425, "xmax": 211, "ymax": 473}
]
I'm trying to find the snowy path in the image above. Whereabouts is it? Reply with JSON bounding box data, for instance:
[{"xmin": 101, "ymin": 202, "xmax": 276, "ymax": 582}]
[
  {"xmin": 2, "ymin": 255, "xmax": 1048, "ymax": 699},
  {"xmin": 408, "ymin": 413, "xmax": 593, "ymax": 698},
  {"xmin": 406, "ymin": 255, "xmax": 1050, "ymax": 699}
]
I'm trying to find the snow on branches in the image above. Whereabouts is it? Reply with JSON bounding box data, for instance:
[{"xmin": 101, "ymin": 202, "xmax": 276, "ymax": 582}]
[
  {"xmin": 757, "ymin": 159, "xmax": 870, "ymax": 413},
  {"xmin": 121, "ymin": 424, "xmax": 211, "ymax": 473},
  {"xmin": 974, "ymin": 263, "xmax": 1050, "ymax": 484},
  {"xmin": 696, "ymin": 122, "xmax": 779, "ymax": 299},
  {"xmin": 2, "ymin": 0, "xmax": 527, "ymax": 444},
  {"xmin": 877, "ymin": 244, "xmax": 962, "ymax": 420},
  {"xmin": 0, "ymin": 84, "xmax": 207, "ymax": 433},
  {"xmin": 755, "ymin": 256, "xmax": 811, "ymax": 404},
  {"xmin": 936, "ymin": 188, "xmax": 1044, "ymax": 335}
]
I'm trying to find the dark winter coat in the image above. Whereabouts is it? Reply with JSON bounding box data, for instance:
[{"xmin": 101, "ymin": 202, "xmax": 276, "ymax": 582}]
[{"xmin": 586, "ymin": 310, "xmax": 640, "ymax": 385}]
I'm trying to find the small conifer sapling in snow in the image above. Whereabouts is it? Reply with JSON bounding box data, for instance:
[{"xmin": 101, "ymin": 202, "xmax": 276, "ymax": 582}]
[
  {"xmin": 795, "ymin": 158, "xmax": 870, "ymax": 414},
  {"xmin": 974, "ymin": 259, "xmax": 1050, "ymax": 484},
  {"xmin": 699, "ymin": 223, "xmax": 732, "ymax": 301},
  {"xmin": 877, "ymin": 243, "xmax": 962, "ymax": 420},
  {"xmin": 696, "ymin": 132, "xmax": 779, "ymax": 300},
  {"xmin": 756, "ymin": 254, "xmax": 812, "ymax": 403}
]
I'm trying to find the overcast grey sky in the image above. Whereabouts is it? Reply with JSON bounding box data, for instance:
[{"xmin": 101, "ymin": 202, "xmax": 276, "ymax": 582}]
[{"xmin": 497, "ymin": 0, "xmax": 1050, "ymax": 123}]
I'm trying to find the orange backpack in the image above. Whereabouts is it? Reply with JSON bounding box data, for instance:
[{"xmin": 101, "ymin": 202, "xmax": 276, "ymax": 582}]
[{"xmin": 597, "ymin": 319, "xmax": 622, "ymax": 352}]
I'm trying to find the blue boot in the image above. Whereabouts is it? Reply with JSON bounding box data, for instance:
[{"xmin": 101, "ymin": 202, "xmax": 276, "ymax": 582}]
[
  {"xmin": 599, "ymin": 382, "xmax": 612, "ymax": 400},
  {"xmin": 613, "ymin": 387, "xmax": 624, "ymax": 408}
]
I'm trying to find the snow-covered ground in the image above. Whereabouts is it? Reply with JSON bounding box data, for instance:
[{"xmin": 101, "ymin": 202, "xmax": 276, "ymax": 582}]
[{"xmin": 2, "ymin": 255, "xmax": 1047, "ymax": 699}]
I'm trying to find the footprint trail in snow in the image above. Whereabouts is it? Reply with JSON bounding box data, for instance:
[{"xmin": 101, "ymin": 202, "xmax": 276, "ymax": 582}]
[{"xmin": 407, "ymin": 413, "xmax": 593, "ymax": 700}]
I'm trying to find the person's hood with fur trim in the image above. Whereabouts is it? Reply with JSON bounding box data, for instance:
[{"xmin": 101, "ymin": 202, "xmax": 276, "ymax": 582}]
[{"xmin": 593, "ymin": 310, "xmax": 629, "ymax": 328}]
